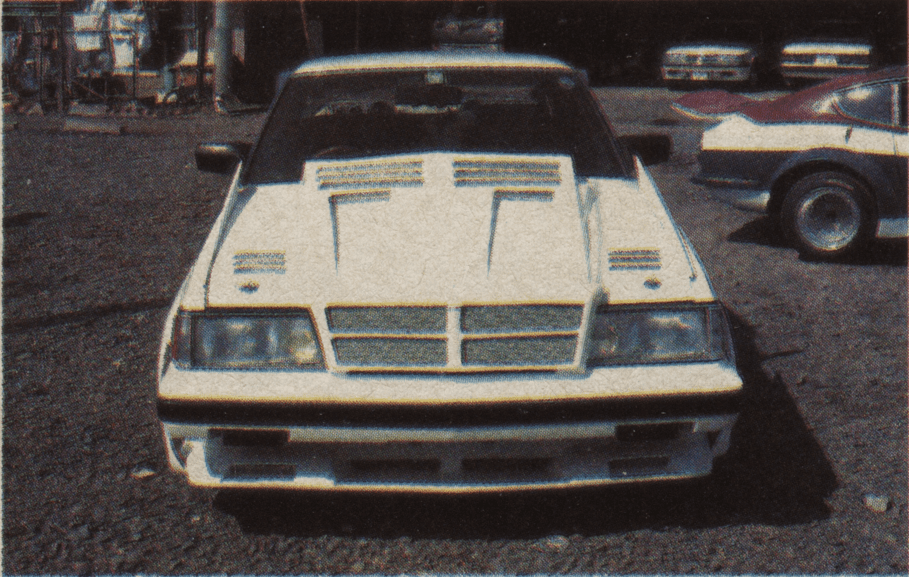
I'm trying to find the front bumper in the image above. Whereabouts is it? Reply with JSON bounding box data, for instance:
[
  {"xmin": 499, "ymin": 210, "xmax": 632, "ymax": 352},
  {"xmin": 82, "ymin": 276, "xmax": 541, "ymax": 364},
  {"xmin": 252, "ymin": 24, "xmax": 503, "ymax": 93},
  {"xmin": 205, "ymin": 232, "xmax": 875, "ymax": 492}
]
[
  {"xmin": 780, "ymin": 62, "xmax": 870, "ymax": 81},
  {"xmin": 693, "ymin": 174, "xmax": 770, "ymax": 213},
  {"xmin": 161, "ymin": 406, "xmax": 738, "ymax": 492},
  {"xmin": 158, "ymin": 363, "xmax": 742, "ymax": 491},
  {"xmin": 661, "ymin": 66, "xmax": 751, "ymax": 83}
]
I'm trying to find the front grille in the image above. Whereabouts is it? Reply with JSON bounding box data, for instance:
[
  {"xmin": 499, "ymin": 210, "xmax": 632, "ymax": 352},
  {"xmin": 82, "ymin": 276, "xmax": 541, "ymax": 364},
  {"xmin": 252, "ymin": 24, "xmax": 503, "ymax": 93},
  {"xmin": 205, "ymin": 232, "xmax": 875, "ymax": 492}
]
[
  {"xmin": 327, "ymin": 306, "xmax": 446, "ymax": 334},
  {"xmin": 334, "ymin": 337, "xmax": 447, "ymax": 367},
  {"xmin": 453, "ymin": 159, "xmax": 561, "ymax": 187},
  {"xmin": 316, "ymin": 160, "xmax": 424, "ymax": 190},
  {"xmin": 328, "ymin": 303, "xmax": 584, "ymax": 370},
  {"xmin": 837, "ymin": 54, "xmax": 870, "ymax": 65},
  {"xmin": 783, "ymin": 54, "xmax": 814, "ymax": 64},
  {"xmin": 461, "ymin": 304, "xmax": 583, "ymax": 333},
  {"xmin": 462, "ymin": 336, "xmax": 577, "ymax": 366}
]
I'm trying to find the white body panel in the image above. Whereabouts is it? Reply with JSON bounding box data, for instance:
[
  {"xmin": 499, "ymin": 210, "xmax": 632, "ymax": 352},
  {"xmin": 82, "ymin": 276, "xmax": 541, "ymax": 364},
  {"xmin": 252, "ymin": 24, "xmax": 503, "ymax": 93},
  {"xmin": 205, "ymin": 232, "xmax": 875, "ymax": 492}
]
[
  {"xmin": 701, "ymin": 114, "xmax": 895, "ymax": 156},
  {"xmin": 159, "ymin": 361, "xmax": 742, "ymax": 404}
]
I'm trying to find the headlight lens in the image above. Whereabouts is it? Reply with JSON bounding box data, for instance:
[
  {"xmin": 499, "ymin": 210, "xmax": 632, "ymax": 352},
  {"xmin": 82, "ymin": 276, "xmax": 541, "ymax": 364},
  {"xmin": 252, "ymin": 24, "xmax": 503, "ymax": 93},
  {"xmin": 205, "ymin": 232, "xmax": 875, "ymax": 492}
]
[
  {"xmin": 173, "ymin": 311, "xmax": 324, "ymax": 369},
  {"xmin": 588, "ymin": 305, "xmax": 733, "ymax": 366},
  {"xmin": 664, "ymin": 53, "xmax": 686, "ymax": 65}
]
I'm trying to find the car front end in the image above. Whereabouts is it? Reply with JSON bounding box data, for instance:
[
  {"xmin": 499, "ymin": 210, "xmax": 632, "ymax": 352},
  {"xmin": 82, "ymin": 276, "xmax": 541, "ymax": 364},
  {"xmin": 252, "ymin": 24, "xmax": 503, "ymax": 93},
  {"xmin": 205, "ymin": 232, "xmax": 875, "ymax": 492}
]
[
  {"xmin": 662, "ymin": 44, "xmax": 756, "ymax": 84},
  {"xmin": 157, "ymin": 53, "xmax": 743, "ymax": 492},
  {"xmin": 780, "ymin": 41, "xmax": 873, "ymax": 82}
]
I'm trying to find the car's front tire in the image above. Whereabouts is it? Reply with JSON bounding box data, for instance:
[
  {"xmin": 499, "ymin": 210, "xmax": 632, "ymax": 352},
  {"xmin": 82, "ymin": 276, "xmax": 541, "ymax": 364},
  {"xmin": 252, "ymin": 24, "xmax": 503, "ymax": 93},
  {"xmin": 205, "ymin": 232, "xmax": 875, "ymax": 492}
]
[{"xmin": 780, "ymin": 171, "xmax": 875, "ymax": 259}]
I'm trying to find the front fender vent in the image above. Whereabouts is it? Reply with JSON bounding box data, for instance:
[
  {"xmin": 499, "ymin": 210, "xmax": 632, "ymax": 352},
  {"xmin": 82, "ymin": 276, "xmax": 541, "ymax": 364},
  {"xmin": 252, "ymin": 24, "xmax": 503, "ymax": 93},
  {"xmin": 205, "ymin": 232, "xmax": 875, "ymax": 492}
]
[{"xmin": 608, "ymin": 249, "xmax": 661, "ymax": 271}]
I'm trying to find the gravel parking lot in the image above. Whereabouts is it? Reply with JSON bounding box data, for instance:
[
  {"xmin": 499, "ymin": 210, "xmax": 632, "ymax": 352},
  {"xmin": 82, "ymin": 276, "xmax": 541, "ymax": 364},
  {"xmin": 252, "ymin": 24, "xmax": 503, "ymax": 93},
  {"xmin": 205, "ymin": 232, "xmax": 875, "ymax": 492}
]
[{"xmin": 3, "ymin": 87, "xmax": 906, "ymax": 574}]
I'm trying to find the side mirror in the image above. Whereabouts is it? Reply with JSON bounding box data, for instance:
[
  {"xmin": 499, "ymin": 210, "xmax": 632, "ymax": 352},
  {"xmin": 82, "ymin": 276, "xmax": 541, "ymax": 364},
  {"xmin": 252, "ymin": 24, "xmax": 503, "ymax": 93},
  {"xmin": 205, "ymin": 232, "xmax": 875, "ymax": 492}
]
[
  {"xmin": 195, "ymin": 142, "xmax": 252, "ymax": 174},
  {"xmin": 618, "ymin": 134, "xmax": 673, "ymax": 166}
]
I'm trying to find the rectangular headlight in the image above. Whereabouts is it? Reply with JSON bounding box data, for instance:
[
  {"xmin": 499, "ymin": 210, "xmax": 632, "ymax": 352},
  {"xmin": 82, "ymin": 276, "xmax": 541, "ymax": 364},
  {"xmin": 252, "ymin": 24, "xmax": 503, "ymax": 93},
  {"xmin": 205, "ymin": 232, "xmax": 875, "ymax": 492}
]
[
  {"xmin": 173, "ymin": 311, "xmax": 324, "ymax": 369},
  {"xmin": 715, "ymin": 54, "xmax": 740, "ymax": 66},
  {"xmin": 588, "ymin": 304, "xmax": 733, "ymax": 366}
]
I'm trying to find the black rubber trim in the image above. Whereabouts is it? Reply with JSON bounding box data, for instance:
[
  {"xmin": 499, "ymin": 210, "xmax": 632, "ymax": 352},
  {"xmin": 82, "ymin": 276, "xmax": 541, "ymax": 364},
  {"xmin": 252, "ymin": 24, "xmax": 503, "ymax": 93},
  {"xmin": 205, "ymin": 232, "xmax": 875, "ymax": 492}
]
[{"xmin": 157, "ymin": 392, "xmax": 742, "ymax": 428}]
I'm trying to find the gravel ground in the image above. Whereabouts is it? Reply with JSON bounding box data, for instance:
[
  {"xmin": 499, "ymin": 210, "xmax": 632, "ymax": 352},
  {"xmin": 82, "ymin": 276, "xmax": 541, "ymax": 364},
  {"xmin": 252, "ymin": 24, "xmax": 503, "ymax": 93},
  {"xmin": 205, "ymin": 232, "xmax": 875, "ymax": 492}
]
[{"xmin": 2, "ymin": 88, "xmax": 906, "ymax": 574}]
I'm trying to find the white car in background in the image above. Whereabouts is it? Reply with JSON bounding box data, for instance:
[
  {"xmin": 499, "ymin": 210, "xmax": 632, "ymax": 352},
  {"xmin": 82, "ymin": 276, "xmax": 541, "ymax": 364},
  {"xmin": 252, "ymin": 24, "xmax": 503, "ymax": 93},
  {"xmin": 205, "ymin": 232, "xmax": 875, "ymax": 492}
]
[
  {"xmin": 661, "ymin": 21, "xmax": 763, "ymax": 86},
  {"xmin": 663, "ymin": 43, "xmax": 758, "ymax": 85},
  {"xmin": 157, "ymin": 52, "xmax": 743, "ymax": 493},
  {"xmin": 780, "ymin": 22, "xmax": 874, "ymax": 84}
]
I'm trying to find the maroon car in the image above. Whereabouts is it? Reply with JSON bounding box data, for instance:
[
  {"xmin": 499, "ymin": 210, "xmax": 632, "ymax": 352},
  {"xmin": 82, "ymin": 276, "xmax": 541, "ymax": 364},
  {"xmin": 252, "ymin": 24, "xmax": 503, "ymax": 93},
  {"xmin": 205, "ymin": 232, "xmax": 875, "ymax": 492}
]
[{"xmin": 677, "ymin": 66, "xmax": 907, "ymax": 258}]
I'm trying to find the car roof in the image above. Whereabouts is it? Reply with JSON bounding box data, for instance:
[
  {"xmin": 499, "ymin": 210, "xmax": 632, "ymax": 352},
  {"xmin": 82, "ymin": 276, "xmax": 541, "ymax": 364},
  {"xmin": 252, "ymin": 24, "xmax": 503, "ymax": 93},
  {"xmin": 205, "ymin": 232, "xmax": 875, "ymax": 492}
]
[{"xmin": 291, "ymin": 51, "xmax": 574, "ymax": 75}]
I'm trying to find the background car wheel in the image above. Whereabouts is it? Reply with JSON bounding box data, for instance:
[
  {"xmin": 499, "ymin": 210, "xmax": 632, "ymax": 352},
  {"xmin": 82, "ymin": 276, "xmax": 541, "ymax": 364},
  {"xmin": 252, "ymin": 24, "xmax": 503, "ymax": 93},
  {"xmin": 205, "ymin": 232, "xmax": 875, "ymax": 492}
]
[
  {"xmin": 744, "ymin": 69, "xmax": 758, "ymax": 90},
  {"xmin": 781, "ymin": 171, "xmax": 875, "ymax": 259}
]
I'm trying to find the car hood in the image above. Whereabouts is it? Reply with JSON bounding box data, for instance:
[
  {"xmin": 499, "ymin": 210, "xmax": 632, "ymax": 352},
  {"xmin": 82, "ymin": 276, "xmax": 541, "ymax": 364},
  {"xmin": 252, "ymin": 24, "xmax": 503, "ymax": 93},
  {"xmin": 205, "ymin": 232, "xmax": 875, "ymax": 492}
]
[
  {"xmin": 665, "ymin": 43, "xmax": 753, "ymax": 56},
  {"xmin": 206, "ymin": 153, "xmax": 592, "ymax": 307},
  {"xmin": 183, "ymin": 153, "xmax": 712, "ymax": 312},
  {"xmin": 782, "ymin": 39, "xmax": 872, "ymax": 54}
]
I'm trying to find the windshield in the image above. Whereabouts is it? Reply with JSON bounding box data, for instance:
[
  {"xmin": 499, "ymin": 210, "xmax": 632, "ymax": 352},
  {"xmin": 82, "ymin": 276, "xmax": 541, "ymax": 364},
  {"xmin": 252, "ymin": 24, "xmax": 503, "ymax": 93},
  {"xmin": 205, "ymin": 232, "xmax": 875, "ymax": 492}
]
[{"xmin": 243, "ymin": 69, "xmax": 628, "ymax": 184}]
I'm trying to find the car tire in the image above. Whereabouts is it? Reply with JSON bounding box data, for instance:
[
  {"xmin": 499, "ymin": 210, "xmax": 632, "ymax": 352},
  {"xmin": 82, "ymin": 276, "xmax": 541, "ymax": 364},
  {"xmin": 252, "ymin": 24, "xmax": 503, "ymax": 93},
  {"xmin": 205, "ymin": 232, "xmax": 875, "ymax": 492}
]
[{"xmin": 780, "ymin": 171, "xmax": 875, "ymax": 259}]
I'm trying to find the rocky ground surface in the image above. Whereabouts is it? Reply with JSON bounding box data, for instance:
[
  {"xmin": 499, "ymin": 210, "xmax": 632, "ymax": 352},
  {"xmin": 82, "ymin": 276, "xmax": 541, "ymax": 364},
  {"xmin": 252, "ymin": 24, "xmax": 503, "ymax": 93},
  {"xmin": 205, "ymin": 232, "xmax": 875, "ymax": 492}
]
[{"xmin": 2, "ymin": 87, "xmax": 906, "ymax": 574}]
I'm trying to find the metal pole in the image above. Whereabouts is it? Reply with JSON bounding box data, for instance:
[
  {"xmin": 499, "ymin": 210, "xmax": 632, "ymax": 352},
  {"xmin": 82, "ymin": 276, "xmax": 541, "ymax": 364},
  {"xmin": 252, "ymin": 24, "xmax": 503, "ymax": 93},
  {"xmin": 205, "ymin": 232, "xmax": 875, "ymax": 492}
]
[
  {"xmin": 354, "ymin": 1, "xmax": 360, "ymax": 54},
  {"xmin": 58, "ymin": 1, "xmax": 65, "ymax": 111},
  {"xmin": 38, "ymin": 18, "xmax": 45, "ymax": 109},
  {"xmin": 299, "ymin": 1, "xmax": 312, "ymax": 59},
  {"xmin": 212, "ymin": 0, "xmax": 231, "ymax": 97},
  {"xmin": 195, "ymin": 2, "xmax": 207, "ymax": 103},
  {"xmin": 132, "ymin": 28, "xmax": 138, "ymax": 102}
]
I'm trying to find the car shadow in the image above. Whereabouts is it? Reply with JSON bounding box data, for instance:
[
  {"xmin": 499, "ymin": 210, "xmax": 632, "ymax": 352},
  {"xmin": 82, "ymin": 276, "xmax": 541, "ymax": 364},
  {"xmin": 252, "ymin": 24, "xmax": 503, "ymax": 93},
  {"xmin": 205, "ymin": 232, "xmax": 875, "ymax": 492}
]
[
  {"xmin": 214, "ymin": 312, "xmax": 836, "ymax": 539},
  {"xmin": 726, "ymin": 216, "xmax": 789, "ymax": 249},
  {"xmin": 820, "ymin": 239, "xmax": 908, "ymax": 267},
  {"xmin": 728, "ymin": 217, "xmax": 908, "ymax": 266}
]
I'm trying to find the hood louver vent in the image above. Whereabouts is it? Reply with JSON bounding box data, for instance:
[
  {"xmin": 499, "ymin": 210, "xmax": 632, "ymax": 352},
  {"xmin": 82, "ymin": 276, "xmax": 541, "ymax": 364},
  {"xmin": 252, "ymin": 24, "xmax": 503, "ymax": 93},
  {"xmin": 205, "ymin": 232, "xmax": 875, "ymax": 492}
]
[
  {"xmin": 608, "ymin": 249, "xmax": 661, "ymax": 271},
  {"xmin": 317, "ymin": 160, "xmax": 424, "ymax": 190},
  {"xmin": 453, "ymin": 159, "xmax": 561, "ymax": 187}
]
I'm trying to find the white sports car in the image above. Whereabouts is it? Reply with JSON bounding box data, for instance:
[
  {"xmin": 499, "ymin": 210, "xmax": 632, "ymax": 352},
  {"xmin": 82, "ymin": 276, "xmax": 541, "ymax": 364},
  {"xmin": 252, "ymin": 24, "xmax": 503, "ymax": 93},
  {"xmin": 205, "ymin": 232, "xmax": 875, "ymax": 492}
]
[{"xmin": 157, "ymin": 52, "xmax": 743, "ymax": 492}]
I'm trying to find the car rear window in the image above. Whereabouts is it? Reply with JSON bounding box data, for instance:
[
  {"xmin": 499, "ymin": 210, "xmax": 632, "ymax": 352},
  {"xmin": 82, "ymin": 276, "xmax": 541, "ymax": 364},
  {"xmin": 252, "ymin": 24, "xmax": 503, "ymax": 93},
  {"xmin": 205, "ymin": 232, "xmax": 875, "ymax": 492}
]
[{"xmin": 243, "ymin": 69, "xmax": 628, "ymax": 184}]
